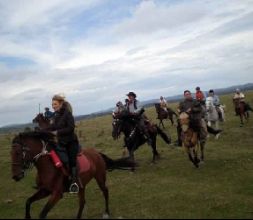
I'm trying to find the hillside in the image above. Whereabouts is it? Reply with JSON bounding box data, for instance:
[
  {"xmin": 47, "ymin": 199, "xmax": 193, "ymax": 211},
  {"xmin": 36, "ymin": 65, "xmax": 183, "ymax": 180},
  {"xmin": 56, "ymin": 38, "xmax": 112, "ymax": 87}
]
[
  {"xmin": 1, "ymin": 83, "xmax": 252, "ymax": 134},
  {"xmin": 0, "ymin": 91, "xmax": 253, "ymax": 218}
]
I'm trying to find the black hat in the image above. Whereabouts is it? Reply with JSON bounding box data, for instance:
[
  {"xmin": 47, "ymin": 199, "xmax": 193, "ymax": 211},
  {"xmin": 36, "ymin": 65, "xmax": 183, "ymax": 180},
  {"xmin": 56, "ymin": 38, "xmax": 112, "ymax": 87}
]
[
  {"xmin": 126, "ymin": 92, "xmax": 136, "ymax": 98},
  {"xmin": 209, "ymin": 89, "xmax": 214, "ymax": 93},
  {"xmin": 45, "ymin": 107, "xmax": 49, "ymax": 110},
  {"xmin": 196, "ymin": 86, "xmax": 200, "ymax": 90}
]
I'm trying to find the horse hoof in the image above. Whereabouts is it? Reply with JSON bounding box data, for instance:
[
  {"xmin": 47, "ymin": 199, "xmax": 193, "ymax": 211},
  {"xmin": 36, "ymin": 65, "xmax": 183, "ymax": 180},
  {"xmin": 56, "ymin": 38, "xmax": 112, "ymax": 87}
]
[
  {"xmin": 103, "ymin": 213, "xmax": 110, "ymax": 219},
  {"xmin": 215, "ymin": 133, "xmax": 220, "ymax": 140}
]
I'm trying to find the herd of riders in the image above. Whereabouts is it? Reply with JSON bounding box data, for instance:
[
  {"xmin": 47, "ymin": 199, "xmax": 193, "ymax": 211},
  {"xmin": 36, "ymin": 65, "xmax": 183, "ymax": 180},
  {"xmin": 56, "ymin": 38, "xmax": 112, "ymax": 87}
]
[{"xmin": 37, "ymin": 88, "xmax": 252, "ymax": 194}]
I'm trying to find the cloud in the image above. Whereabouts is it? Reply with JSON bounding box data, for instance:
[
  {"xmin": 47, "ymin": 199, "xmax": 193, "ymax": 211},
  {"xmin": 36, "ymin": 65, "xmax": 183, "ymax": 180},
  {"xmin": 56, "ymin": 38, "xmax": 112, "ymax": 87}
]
[{"xmin": 0, "ymin": 0, "xmax": 253, "ymax": 126}]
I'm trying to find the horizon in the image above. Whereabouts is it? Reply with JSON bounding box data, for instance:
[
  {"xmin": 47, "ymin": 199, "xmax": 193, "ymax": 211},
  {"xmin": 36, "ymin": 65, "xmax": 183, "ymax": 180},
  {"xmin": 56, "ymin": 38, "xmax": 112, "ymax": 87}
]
[
  {"xmin": 1, "ymin": 0, "xmax": 253, "ymax": 127},
  {"xmin": 1, "ymin": 82, "xmax": 252, "ymax": 128}
]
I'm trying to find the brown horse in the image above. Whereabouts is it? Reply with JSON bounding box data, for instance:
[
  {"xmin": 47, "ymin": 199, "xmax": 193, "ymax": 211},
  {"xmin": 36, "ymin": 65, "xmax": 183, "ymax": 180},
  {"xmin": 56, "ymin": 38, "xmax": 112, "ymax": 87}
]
[
  {"xmin": 32, "ymin": 113, "xmax": 50, "ymax": 129},
  {"xmin": 11, "ymin": 131, "xmax": 135, "ymax": 219},
  {"xmin": 154, "ymin": 103, "xmax": 178, "ymax": 128},
  {"xmin": 233, "ymin": 99, "xmax": 249, "ymax": 126},
  {"xmin": 179, "ymin": 112, "xmax": 204, "ymax": 168}
]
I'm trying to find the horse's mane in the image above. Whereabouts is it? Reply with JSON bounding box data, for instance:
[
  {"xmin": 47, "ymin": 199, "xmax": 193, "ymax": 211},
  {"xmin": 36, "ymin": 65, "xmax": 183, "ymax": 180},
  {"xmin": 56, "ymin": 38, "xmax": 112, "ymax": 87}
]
[{"xmin": 18, "ymin": 131, "xmax": 55, "ymax": 142}]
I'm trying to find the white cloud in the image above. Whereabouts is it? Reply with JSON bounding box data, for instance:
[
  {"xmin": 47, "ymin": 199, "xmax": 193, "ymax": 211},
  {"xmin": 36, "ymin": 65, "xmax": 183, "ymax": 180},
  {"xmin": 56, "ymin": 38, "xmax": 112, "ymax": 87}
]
[{"xmin": 0, "ymin": 0, "xmax": 253, "ymax": 126}]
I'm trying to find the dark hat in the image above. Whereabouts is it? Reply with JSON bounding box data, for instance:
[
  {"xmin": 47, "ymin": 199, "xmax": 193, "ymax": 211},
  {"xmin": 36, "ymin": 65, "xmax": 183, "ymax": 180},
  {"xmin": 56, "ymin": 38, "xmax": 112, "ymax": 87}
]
[
  {"xmin": 45, "ymin": 107, "xmax": 49, "ymax": 110},
  {"xmin": 209, "ymin": 89, "xmax": 214, "ymax": 93},
  {"xmin": 195, "ymin": 86, "xmax": 200, "ymax": 90},
  {"xmin": 126, "ymin": 92, "xmax": 136, "ymax": 98}
]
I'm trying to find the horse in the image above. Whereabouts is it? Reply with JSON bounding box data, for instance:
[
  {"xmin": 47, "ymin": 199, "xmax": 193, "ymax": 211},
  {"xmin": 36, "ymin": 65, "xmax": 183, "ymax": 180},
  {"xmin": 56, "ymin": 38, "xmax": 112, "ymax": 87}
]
[
  {"xmin": 206, "ymin": 97, "xmax": 222, "ymax": 130},
  {"xmin": 233, "ymin": 99, "xmax": 249, "ymax": 126},
  {"xmin": 112, "ymin": 110, "xmax": 171, "ymax": 163},
  {"xmin": 154, "ymin": 103, "xmax": 178, "ymax": 128},
  {"xmin": 178, "ymin": 112, "xmax": 205, "ymax": 168},
  {"xmin": 11, "ymin": 131, "xmax": 135, "ymax": 219},
  {"xmin": 32, "ymin": 113, "xmax": 51, "ymax": 129}
]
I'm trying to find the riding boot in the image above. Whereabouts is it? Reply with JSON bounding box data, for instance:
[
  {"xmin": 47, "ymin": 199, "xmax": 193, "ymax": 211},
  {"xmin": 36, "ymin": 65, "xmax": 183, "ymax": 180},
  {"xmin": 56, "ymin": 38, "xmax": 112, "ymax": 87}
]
[{"xmin": 69, "ymin": 167, "xmax": 79, "ymax": 194}]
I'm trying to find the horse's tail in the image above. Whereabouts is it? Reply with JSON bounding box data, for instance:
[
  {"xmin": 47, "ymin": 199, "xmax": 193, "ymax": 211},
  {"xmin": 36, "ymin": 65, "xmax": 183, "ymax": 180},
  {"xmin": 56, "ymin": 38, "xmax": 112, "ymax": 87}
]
[
  {"xmin": 207, "ymin": 125, "xmax": 222, "ymax": 135},
  {"xmin": 99, "ymin": 153, "xmax": 136, "ymax": 171},
  {"xmin": 156, "ymin": 125, "xmax": 171, "ymax": 144}
]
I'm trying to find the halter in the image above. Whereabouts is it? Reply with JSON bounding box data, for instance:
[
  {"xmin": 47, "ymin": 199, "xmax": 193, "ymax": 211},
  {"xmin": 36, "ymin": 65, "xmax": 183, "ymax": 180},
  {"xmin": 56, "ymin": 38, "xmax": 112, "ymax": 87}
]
[{"xmin": 12, "ymin": 139, "xmax": 49, "ymax": 172}]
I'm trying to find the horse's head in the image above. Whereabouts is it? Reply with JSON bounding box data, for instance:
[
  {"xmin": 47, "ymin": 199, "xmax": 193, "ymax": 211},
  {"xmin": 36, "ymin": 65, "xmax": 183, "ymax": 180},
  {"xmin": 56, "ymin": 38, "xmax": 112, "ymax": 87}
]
[
  {"xmin": 179, "ymin": 112, "xmax": 190, "ymax": 132},
  {"xmin": 11, "ymin": 131, "xmax": 54, "ymax": 181},
  {"xmin": 32, "ymin": 113, "xmax": 45, "ymax": 124},
  {"xmin": 32, "ymin": 113, "xmax": 50, "ymax": 129}
]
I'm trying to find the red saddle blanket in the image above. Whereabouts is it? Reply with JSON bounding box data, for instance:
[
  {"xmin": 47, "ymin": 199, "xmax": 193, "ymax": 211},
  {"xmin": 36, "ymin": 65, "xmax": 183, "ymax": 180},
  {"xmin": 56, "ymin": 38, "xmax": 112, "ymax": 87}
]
[{"xmin": 77, "ymin": 153, "xmax": 91, "ymax": 173}]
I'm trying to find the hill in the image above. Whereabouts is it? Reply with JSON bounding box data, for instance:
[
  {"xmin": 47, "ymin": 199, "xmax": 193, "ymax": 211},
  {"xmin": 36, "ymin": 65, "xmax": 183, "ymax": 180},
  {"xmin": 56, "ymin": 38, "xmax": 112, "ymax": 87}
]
[{"xmin": 1, "ymin": 82, "xmax": 252, "ymax": 134}]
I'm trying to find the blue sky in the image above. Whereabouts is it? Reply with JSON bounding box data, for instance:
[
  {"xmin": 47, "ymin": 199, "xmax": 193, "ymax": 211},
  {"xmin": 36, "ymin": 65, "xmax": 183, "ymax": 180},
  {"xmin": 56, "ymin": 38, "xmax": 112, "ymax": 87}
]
[{"xmin": 0, "ymin": 0, "xmax": 253, "ymax": 127}]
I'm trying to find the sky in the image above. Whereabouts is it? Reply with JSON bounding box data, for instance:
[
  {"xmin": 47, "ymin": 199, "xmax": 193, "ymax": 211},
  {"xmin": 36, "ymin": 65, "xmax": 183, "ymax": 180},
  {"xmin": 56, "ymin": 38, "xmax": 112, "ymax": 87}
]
[{"xmin": 0, "ymin": 0, "xmax": 253, "ymax": 127}]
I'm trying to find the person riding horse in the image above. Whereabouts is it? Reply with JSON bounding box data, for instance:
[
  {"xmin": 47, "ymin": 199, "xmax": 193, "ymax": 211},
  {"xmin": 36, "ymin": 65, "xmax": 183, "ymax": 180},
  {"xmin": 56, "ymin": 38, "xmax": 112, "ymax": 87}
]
[
  {"xmin": 207, "ymin": 90, "xmax": 222, "ymax": 120},
  {"xmin": 177, "ymin": 90, "xmax": 208, "ymax": 148},
  {"xmin": 42, "ymin": 94, "xmax": 80, "ymax": 193},
  {"xmin": 125, "ymin": 92, "xmax": 152, "ymax": 145},
  {"xmin": 44, "ymin": 107, "xmax": 54, "ymax": 120},
  {"xmin": 160, "ymin": 96, "xmax": 168, "ymax": 113},
  {"xmin": 195, "ymin": 87, "xmax": 206, "ymax": 105},
  {"xmin": 233, "ymin": 88, "xmax": 245, "ymax": 115}
]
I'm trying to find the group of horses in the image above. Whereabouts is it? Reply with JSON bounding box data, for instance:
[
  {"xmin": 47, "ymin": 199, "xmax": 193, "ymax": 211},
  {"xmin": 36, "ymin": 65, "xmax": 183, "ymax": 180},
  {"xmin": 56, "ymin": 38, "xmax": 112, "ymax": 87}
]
[{"xmin": 10, "ymin": 97, "xmax": 250, "ymax": 218}]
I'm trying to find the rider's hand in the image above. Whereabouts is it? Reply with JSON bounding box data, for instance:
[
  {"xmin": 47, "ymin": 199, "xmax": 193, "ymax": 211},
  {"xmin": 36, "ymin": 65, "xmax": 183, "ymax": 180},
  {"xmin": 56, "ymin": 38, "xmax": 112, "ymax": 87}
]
[
  {"xmin": 186, "ymin": 108, "xmax": 191, "ymax": 113},
  {"xmin": 51, "ymin": 131, "xmax": 57, "ymax": 136}
]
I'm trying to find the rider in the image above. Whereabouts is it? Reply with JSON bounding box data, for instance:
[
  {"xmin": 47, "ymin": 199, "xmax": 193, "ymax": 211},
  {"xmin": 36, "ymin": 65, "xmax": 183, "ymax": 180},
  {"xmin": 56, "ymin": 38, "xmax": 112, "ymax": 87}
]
[
  {"xmin": 208, "ymin": 90, "xmax": 222, "ymax": 120},
  {"xmin": 233, "ymin": 88, "xmax": 245, "ymax": 115},
  {"xmin": 178, "ymin": 90, "xmax": 208, "ymax": 147},
  {"xmin": 125, "ymin": 92, "xmax": 152, "ymax": 145},
  {"xmin": 233, "ymin": 88, "xmax": 253, "ymax": 114},
  {"xmin": 44, "ymin": 107, "xmax": 54, "ymax": 120},
  {"xmin": 45, "ymin": 94, "xmax": 80, "ymax": 193},
  {"xmin": 195, "ymin": 86, "xmax": 206, "ymax": 105},
  {"xmin": 160, "ymin": 96, "xmax": 168, "ymax": 113}
]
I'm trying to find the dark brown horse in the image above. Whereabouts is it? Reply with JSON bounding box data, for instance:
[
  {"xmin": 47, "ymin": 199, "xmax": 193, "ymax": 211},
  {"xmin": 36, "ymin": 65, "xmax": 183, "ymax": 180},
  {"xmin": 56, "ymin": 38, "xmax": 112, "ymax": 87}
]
[
  {"xmin": 11, "ymin": 131, "xmax": 135, "ymax": 219},
  {"xmin": 32, "ymin": 113, "xmax": 50, "ymax": 129},
  {"xmin": 233, "ymin": 99, "xmax": 249, "ymax": 126},
  {"xmin": 154, "ymin": 103, "xmax": 178, "ymax": 128},
  {"xmin": 112, "ymin": 111, "xmax": 171, "ymax": 162}
]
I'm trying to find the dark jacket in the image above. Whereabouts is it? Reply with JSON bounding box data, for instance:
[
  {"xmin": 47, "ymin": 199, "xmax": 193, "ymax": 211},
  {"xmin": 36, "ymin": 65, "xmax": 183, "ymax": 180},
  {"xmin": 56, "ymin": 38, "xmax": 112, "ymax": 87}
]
[
  {"xmin": 178, "ymin": 98, "xmax": 203, "ymax": 120},
  {"xmin": 47, "ymin": 103, "xmax": 78, "ymax": 143}
]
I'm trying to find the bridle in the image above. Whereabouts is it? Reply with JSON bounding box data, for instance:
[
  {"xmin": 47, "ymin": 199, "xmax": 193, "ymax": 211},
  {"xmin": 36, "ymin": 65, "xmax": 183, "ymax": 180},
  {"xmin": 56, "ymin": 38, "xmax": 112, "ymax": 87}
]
[{"xmin": 12, "ymin": 138, "xmax": 49, "ymax": 172}]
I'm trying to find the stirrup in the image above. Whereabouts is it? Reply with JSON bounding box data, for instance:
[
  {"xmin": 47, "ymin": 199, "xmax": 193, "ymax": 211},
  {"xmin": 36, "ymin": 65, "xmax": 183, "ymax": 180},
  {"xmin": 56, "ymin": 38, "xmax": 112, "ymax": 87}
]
[{"xmin": 69, "ymin": 182, "xmax": 79, "ymax": 194}]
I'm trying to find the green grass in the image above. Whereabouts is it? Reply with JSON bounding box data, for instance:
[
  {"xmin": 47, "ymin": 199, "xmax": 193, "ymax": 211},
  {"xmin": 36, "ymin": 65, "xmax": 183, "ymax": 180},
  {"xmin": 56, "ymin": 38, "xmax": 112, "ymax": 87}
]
[{"xmin": 1, "ymin": 91, "xmax": 253, "ymax": 219}]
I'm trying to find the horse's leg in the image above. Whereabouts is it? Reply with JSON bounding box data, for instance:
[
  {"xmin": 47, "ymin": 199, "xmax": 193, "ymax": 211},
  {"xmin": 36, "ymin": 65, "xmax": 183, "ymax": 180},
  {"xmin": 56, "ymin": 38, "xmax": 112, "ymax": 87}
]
[
  {"xmin": 128, "ymin": 148, "xmax": 135, "ymax": 161},
  {"xmin": 76, "ymin": 187, "xmax": 85, "ymax": 219},
  {"xmin": 25, "ymin": 189, "xmax": 50, "ymax": 219},
  {"xmin": 200, "ymin": 141, "xmax": 205, "ymax": 161},
  {"xmin": 170, "ymin": 117, "xmax": 174, "ymax": 126},
  {"xmin": 187, "ymin": 148, "xmax": 196, "ymax": 167},
  {"xmin": 161, "ymin": 119, "xmax": 165, "ymax": 129},
  {"xmin": 151, "ymin": 135, "xmax": 159, "ymax": 163},
  {"xmin": 95, "ymin": 172, "xmax": 110, "ymax": 218},
  {"xmin": 193, "ymin": 147, "xmax": 200, "ymax": 166},
  {"xmin": 39, "ymin": 191, "xmax": 62, "ymax": 219},
  {"xmin": 240, "ymin": 113, "xmax": 244, "ymax": 126}
]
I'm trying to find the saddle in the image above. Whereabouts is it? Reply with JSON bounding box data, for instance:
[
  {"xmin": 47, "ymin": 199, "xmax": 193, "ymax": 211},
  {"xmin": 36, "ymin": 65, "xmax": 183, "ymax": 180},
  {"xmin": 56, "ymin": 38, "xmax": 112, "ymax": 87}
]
[{"xmin": 49, "ymin": 146, "xmax": 91, "ymax": 175}]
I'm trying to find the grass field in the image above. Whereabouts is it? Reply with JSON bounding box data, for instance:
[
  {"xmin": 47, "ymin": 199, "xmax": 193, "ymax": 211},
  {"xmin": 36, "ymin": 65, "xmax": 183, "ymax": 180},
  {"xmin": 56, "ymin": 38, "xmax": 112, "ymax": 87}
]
[{"xmin": 0, "ymin": 91, "xmax": 253, "ymax": 219}]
